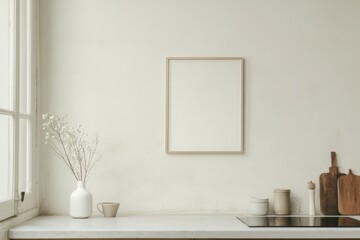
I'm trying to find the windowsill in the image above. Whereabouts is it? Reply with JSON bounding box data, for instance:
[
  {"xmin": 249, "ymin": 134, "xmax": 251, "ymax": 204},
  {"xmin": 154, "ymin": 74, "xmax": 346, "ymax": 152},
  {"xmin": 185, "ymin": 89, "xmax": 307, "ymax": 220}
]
[{"xmin": 0, "ymin": 208, "xmax": 38, "ymax": 240}]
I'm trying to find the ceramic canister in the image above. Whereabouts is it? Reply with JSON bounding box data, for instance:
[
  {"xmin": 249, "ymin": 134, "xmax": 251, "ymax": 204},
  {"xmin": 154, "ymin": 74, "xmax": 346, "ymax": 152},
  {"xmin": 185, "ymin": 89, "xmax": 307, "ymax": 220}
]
[{"xmin": 273, "ymin": 189, "xmax": 291, "ymax": 215}]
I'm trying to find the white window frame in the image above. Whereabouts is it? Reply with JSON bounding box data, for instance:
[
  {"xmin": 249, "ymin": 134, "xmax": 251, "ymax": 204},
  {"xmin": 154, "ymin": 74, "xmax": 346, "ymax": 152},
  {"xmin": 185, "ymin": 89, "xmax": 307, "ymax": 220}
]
[{"xmin": 0, "ymin": 0, "xmax": 38, "ymax": 222}]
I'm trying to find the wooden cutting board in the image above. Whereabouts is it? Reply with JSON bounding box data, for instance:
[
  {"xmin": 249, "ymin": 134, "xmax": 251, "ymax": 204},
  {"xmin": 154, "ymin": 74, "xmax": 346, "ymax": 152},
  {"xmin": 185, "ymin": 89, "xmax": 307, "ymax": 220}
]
[
  {"xmin": 338, "ymin": 169, "xmax": 360, "ymax": 215},
  {"xmin": 319, "ymin": 152, "xmax": 345, "ymax": 215}
]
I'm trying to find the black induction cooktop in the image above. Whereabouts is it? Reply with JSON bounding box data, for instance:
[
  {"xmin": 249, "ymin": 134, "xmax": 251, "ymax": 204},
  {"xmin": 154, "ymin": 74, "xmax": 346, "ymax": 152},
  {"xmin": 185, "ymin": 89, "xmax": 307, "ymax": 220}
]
[{"xmin": 238, "ymin": 216, "xmax": 360, "ymax": 227}]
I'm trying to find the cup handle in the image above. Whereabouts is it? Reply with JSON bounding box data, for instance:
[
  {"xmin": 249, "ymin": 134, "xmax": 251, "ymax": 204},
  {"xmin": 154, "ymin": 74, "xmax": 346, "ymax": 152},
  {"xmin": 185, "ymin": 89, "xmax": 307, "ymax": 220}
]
[{"xmin": 97, "ymin": 203, "xmax": 103, "ymax": 214}]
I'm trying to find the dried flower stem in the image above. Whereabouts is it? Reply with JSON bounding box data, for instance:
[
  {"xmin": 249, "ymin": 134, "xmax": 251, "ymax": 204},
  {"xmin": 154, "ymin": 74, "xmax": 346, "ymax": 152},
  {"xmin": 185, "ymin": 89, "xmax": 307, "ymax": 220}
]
[{"xmin": 42, "ymin": 114, "xmax": 101, "ymax": 181}]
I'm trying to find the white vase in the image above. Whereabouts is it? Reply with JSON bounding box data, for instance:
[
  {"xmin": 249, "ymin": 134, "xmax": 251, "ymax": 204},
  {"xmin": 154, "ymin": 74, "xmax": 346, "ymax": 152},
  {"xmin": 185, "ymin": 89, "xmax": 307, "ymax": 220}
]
[{"xmin": 70, "ymin": 181, "xmax": 92, "ymax": 218}]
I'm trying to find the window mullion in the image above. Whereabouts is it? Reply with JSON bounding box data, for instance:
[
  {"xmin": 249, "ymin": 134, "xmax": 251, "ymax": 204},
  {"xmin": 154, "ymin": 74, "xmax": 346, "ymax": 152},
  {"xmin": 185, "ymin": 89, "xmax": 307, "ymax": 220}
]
[
  {"xmin": 19, "ymin": 113, "xmax": 32, "ymax": 119},
  {"xmin": 13, "ymin": 0, "xmax": 20, "ymax": 215},
  {"xmin": 0, "ymin": 108, "xmax": 15, "ymax": 115}
]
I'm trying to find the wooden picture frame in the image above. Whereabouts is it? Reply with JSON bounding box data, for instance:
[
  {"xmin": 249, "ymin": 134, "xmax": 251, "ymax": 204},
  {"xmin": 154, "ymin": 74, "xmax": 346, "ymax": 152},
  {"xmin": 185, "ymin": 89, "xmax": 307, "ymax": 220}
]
[{"xmin": 166, "ymin": 57, "xmax": 244, "ymax": 154}]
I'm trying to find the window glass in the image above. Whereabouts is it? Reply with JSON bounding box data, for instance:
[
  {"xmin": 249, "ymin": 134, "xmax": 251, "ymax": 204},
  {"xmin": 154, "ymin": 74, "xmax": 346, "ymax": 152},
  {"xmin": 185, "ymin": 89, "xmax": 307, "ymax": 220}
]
[
  {"xmin": 0, "ymin": 0, "xmax": 11, "ymax": 110},
  {"xmin": 0, "ymin": 115, "xmax": 13, "ymax": 201},
  {"xmin": 19, "ymin": 118, "xmax": 32, "ymax": 193},
  {"xmin": 19, "ymin": 0, "xmax": 31, "ymax": 114}
]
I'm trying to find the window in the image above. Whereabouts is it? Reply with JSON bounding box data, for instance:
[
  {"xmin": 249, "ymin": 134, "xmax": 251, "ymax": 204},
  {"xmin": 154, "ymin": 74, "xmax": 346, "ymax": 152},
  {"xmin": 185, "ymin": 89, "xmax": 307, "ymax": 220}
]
[{"xmin": 0, "ymin": 0, "xmax": 37, "ymax": 221}]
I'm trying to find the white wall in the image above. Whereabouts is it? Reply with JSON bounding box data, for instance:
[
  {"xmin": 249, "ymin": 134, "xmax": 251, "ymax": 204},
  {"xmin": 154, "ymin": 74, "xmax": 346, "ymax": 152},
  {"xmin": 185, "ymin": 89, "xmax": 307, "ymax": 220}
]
[{"xmin": 39, "ymin": 0, "xmax": 360, "ymax": 215}]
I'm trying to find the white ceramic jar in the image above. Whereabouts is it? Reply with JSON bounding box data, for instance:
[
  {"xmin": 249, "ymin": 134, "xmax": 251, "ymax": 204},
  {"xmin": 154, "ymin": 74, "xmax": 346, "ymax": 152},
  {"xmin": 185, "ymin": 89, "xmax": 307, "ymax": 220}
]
[{"xmin": 249, "ymin": 197, "xmax": 269, "ymax": 215}]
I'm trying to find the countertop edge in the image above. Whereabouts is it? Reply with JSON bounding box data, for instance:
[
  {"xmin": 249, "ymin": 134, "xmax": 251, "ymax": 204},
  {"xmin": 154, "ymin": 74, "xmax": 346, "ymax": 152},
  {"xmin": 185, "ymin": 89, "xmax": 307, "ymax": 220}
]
[{"xmin": 8, "ymin": 215, "xmax": 360, "ymax": 239}]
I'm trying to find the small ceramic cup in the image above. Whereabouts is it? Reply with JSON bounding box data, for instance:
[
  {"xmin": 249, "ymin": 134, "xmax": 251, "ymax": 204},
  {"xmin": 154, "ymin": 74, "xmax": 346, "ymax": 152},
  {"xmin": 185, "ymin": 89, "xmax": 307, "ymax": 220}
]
[{"xmin": 97, "ymin": 202, "xmax": 120, "ymax": 217}]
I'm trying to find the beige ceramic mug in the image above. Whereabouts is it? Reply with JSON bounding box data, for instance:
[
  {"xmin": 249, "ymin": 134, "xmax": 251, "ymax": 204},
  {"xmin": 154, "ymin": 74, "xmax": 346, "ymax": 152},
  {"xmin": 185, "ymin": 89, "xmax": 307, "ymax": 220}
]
[{"xmin": 97, "ymin": 202, "xmax": 120, "ymax": 217}]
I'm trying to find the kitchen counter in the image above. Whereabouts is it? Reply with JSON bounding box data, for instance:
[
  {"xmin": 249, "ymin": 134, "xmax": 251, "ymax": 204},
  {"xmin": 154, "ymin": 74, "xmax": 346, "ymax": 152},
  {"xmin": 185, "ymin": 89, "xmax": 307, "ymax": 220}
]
[{"xmin": 8, "ymin": 214, "xmax": 360, "ymax": 239}]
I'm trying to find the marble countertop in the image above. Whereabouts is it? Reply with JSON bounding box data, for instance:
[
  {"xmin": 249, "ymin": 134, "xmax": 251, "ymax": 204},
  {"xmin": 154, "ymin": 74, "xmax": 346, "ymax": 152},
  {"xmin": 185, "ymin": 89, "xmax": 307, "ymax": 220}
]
[{"xmin": 8, "ymin": 214, "xmax": 360, "ymax": 239}]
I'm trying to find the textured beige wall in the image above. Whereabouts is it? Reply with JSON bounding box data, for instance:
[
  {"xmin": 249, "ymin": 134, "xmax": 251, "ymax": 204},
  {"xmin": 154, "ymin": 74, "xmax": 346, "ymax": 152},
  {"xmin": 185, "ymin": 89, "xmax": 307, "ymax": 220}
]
[{"xmin": 39, "ymin": 0, "xmax": 360, "ymax": 215}]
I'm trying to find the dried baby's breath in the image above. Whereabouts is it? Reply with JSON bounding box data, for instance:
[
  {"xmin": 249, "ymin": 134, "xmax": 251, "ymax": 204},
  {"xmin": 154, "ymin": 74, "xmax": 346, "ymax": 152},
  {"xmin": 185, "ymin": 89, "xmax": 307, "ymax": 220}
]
[{"xmin": 42, "ymin": 114, "xmax": 101, "ymax": 181}]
